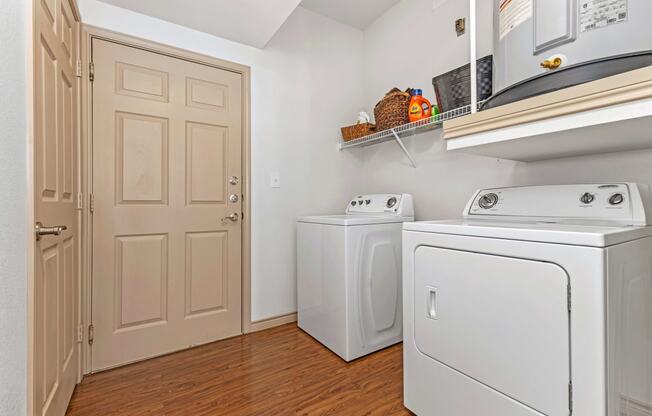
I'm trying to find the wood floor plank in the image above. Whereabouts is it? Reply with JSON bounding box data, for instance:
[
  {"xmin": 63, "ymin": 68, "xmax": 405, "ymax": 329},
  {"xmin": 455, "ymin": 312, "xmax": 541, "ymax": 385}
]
[{"xmin": 66, "ymin": 324, "xmax": 412, "ymax": 415}]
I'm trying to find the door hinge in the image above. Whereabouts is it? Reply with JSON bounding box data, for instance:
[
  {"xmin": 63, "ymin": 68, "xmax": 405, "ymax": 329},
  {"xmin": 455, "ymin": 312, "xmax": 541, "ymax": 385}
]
[
  {"xmin": 76, "ymin": 191, "xmax": 83, "ymax": 210},
  {"xmin": 567, "ymin": 284, "xmax": 572, "ymax": 312},
  {"xmin": 89, "ymin": 194, "xmax": 95, "ymax": 213},
  {"xmin": 88, "ymin": 324, "xmax": 94, "ymax": 346},
  {"xmin": 75, "ymin": 60, "xmax": 82, "ymax": 78},
  {"xmin": 77, "ymin": 324, "xmax": 84, "ymax": 343},
  {"xmin": 89, "ymin": 62, "xmax": 95, "ymax": 82},
  {"xmin": 569, "ymin": 382, "xmax": 573, "ymax": 413}
]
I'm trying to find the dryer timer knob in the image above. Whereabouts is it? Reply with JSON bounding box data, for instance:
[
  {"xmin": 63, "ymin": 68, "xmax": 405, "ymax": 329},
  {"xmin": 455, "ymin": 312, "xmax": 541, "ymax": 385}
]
[
  {"xmin": 609, "ymin": 193, "xmax": 624, "ymax": 205},
  {"xmin": 478, "ymin": 193, "xmax": 498, "ymax": 209},
  {"xmin": 580, "ymin": 192, "xmax": 595, "ymax": 204}
]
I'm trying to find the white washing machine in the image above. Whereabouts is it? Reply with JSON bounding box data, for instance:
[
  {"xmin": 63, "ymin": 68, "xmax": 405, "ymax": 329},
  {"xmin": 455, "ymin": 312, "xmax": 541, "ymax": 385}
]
[
  {"xmin": 297, "ymin": 194, "xmax": 414, "ymax": 361},
  {"xmin": 403, "ymin": 184, "xmax": 652, "ymax": 416}
]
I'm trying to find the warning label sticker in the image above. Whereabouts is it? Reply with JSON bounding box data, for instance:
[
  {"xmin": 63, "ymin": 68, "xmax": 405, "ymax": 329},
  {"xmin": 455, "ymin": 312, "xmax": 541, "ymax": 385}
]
[
  {"xmin": 580, "ymin": 0, "xmax": 628, "ymax": 33},
  {"xmin": 499, "ymin": 0, "xmax": 532, "ymax": 40}
]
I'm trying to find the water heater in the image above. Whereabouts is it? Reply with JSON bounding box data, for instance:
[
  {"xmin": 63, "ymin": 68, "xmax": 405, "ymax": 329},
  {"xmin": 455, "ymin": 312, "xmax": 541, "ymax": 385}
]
[{"xmin": 487, "ymin": 0, "xmax": 652, "ymax": 109}]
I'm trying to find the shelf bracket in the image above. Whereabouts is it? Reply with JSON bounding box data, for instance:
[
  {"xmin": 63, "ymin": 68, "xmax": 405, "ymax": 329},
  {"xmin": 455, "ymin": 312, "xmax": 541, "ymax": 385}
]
[{"xmin": 390, "ymin": 129, "xmax": 417, "ymax": 168}]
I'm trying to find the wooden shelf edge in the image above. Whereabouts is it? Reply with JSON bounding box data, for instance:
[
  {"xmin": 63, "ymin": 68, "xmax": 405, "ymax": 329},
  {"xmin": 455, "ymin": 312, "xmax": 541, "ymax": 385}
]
[
  {"xmin": 446, "ymin": 97, "xmax": 652, "ymax": 162},
  {"xmin": 443, "ymin": 65, "xmax": 652, "ymax": 140}
]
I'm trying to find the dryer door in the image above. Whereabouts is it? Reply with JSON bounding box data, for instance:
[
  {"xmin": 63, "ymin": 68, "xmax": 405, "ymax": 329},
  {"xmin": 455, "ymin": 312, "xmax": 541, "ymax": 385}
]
[{"xmin": 414, "ymin": 246, "xmax": 571, "ymax": 416}]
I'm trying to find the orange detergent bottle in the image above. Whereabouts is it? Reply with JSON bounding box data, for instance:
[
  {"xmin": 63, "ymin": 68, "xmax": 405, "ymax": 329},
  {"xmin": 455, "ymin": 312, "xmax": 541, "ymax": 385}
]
[{"xmin": 408, "ymin": 89, "xmax": 432, "ymax": 122}]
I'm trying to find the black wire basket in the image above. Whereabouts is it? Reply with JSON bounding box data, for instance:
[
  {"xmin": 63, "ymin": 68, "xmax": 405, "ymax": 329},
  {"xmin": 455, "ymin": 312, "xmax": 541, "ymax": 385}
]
[{"xmin": 432, "ymin": 55, "xmax": 493, "ymax": 113}]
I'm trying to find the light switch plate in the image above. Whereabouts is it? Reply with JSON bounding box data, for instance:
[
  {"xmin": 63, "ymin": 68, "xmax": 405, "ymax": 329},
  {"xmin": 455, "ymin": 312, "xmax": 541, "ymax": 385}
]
[{"xmin": 270, "ymin": 172, "xmax": 281, "ymax": 188}]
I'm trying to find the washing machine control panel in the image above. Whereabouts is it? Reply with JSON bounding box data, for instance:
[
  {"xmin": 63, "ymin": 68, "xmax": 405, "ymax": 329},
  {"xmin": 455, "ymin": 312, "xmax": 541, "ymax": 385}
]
[
  {"xmin": 465, "ymin": 183, "xmax": 651, "ymax": 226},
  {"xmin": 347, "ymin": 194, "xmax": 414, "ymax": 216}
]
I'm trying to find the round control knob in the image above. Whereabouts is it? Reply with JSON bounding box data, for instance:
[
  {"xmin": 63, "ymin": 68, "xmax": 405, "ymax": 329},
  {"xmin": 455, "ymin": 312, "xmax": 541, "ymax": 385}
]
[
  {"xmin": 580, "ymin": 192, "xmax": 595, "ymax": 204},
  {"xmin": 351, "ymin": 201, "xmax": 357, "ymax": 206},
  {"xmin": 609, "ymin": 193, "xmax": 624, "ymax": 205},
  {"xmin": 386, "ymin": 197, "xmax": 398, "ymax": 208},
  {"xmin": 478, "ymin": 193, "xmax": 498, "ymax": 209}
]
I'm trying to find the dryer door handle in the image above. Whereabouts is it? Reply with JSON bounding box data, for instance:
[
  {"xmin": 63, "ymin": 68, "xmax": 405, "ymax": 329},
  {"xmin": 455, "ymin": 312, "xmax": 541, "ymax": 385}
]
[{"xmin": 427, "ymin": 286, "xmax": 438, "ymax": 320}]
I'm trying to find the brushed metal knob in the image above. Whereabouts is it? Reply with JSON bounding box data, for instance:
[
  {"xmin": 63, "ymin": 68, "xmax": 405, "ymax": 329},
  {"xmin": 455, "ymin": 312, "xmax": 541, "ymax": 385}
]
[
  {"xmin": 223, "ymin": 213, "xmax": 239, "ymax": 222},
  {"xmin": 35, "ymin": 222, "xmax": 67, "ymax": 241}
]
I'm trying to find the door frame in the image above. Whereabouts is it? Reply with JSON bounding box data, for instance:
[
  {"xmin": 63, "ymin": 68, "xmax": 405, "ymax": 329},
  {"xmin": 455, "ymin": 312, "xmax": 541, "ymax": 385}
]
[{"xmin": 79, "ymin": 25, "xmax": 253, "ymax": 374}]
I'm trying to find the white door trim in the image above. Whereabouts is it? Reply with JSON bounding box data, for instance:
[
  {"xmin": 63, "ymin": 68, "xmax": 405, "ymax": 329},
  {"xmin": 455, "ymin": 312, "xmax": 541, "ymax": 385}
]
[{"xmin": 79, "ymin": 25, "xmax": 252, "ymax": 374}]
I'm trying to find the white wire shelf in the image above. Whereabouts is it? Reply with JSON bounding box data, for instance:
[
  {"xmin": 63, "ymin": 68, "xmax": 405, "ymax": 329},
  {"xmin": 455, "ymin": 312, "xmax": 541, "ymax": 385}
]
[
  {"xmin": 339, "ymin": 103, "xmax": 479, "ymax": 150},
  {"xmin": 338, "ymin": 101, "xmax": 485, "ymax": 167}
]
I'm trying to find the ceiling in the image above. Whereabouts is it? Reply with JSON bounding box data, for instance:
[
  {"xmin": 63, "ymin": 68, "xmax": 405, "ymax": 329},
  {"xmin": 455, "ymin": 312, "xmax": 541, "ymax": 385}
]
[
  {"xmin": 97, "ymin": 0, "xmax": 303, "ymax": 48},
  {"xmin": 300, "ymin": 0, "xmax": 402, "ymax": 29}
]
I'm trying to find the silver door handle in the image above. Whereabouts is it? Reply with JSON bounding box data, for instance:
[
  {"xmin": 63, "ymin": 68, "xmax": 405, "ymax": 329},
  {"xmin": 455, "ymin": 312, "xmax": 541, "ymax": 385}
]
[
  {"xmin": 222, "ymin": 213, "xmax": 239, "ymax": 223},
  {"xmin": 35, "ymin": 222, "xmax": 67, "ymax": 241}
]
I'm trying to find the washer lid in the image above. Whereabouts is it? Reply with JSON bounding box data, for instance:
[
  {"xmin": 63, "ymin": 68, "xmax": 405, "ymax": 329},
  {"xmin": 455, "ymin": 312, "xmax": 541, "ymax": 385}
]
[
  {"xmin": 403, "ymin": 219, "xmax": 652, "ymax": 247},
  {"xmin": 297, "ymin": 214, "xmax": 413, "ymax": 226}
]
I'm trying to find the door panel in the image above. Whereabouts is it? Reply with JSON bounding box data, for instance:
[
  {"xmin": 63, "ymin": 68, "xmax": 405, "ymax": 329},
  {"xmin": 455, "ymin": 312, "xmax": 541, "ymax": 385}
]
[
  {"xmin": 91, "ymin": 39, "xmax": 242, "ymax": 371},
  {"xmin": 414, "ymin": 247, "xmax": 570, "ymax": 416},
  {"xmin": 115, "ymin": 234, "xmax": 169, "ymax": 330},
  {"xmin": 34, "ymin": 0, "xmax": 80, "ymax": 415},
  {"xmin": 186, "ymin": 123, "xmax": 227, "ymax": 204},
  {"xmin": 115, "ymin": 112, "xmax": 169, "ymax": 205},
  {"xmin": 185, "ymin": 231, "xmax": 229, "ymax": 316}
]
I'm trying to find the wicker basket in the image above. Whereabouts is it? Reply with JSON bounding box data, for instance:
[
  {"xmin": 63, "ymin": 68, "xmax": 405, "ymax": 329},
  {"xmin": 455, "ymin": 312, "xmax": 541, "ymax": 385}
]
[
  {"xmin": 374, "ymin": 88, "xmax": 411, "ymax": 131},
  {"xmin": 341, "ymin": 122, "xmax": 376, "ymax": 142}
]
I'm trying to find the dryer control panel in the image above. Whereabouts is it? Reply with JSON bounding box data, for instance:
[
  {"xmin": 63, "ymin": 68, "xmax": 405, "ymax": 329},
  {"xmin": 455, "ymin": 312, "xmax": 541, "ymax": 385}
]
[
  {"xmin": 465, "ymin": 183, "xmax": 652, "ymax": 226},
  {"xmin": 347, "ymin": 194, "xmax": 414, "ymax": 217}
]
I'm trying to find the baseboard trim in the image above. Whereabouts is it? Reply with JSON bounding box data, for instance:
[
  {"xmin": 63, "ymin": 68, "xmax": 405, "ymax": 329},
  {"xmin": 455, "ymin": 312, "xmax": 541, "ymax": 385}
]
[
  {"xmin": 621, "ymin": 395, "xmax": 652, "ymax": 416},
  {"xmin": 249, "ymin": 313, "xmax": 297, "ymax": 333}
]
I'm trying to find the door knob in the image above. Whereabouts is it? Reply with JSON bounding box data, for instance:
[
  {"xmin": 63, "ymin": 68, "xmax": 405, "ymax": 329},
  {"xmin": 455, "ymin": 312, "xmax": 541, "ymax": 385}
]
[
  {"xmin": 228, "ymin": 176, "xmax": 239, "ymax": 185},
  {"xmin": 35, "ymin": 222, "xmax": 67, "ymax": 241},
  {"xmin": 222, "ymin": 213, "xmax": 239, "ymax": 223},
  {"xmin": 229, "ymin": 194, "xmax": 239, "ymax": 203}
]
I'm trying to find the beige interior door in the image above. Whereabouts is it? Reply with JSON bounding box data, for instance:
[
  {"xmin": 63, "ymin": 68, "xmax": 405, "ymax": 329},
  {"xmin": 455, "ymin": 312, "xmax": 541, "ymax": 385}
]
[
  {"xmin": 91, "ymin": 39, "xmax": 243, "ymax": 371},
  {"xmin": 33, "ymin": 0, "xmax": 80, "ymax": 414}
]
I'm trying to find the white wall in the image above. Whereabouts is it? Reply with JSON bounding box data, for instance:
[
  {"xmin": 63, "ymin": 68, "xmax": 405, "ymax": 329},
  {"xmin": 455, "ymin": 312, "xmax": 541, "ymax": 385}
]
[
  {"xmin": 76, "ymin": 0, "xmax": 652, "ymax": 327},
  {"xmin": 0, "ymin": 0, "xmax": 28, "ymax": 414},
  {"xmin": 78, "ymin": 0, "xmax": 366, "ymax": 321},
  {"xmin": 359, "ymin": 0, "xmax": 652, "ymax": 221},
  {"xmin": 357, "ymin": 0, "xmax": 517, "ymax": 220}
]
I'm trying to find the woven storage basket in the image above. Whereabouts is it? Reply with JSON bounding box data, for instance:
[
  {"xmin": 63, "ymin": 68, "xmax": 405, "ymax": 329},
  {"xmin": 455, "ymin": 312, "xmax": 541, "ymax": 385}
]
[
  {"xmin": 374, "ymin": 88, "xmax": 411, "ymax": 131},
  {"xmin": 341, "ymin": 122, "xmax": 376, "ymax": 142},
  {"xmin": 432, "ymin": 55, "xmax": 493, "ymax": 113}
]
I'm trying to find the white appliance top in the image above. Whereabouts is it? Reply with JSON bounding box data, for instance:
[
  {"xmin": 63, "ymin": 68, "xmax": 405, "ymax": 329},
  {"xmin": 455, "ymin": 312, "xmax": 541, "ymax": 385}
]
[
  {"xmin": 404, "ymin": 184, "xmax": 652, "ymax": 247},
  {"xmin": 297, "ymin": 194, "xmax": 414, "ymax": 226}
]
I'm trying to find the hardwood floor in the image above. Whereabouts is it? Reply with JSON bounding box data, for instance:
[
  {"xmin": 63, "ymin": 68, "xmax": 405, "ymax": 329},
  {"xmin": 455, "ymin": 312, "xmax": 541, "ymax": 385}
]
[{"xmin": 66, "ymin": 324, "xmax": 411, "ymax": 415}]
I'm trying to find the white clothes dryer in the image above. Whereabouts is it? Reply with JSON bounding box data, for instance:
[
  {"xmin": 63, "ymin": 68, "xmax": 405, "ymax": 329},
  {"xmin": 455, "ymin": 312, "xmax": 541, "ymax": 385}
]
[
  {"xmin": 297, "ymin": 194, "xmax": 414, "ymax": 361},
  {"xmin": 403, "ymin": 184, "xmax": 652, "ymax": 416}
]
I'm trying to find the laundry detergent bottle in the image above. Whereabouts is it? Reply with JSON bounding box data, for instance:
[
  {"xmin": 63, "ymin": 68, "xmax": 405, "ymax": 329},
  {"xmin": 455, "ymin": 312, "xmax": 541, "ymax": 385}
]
[{"xmin": 408, "ymin": 89, "xmax": 432, "ymax": 122}]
